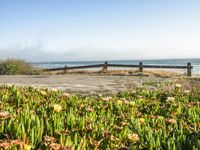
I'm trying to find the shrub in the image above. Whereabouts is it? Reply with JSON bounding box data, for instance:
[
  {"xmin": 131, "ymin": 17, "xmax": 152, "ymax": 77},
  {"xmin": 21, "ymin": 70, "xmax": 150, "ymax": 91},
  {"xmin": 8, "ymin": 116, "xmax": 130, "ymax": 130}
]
[{"xmin": 0, "ymin": 58, "xmax": 42, "ymax": 75}]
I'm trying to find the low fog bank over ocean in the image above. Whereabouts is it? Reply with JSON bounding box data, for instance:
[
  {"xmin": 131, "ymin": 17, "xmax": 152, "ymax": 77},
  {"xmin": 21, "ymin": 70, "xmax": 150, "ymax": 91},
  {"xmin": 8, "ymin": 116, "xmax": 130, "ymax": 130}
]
[{"xmin": 31, "ymin": 58, "xmax": 200, "ymax": 74}]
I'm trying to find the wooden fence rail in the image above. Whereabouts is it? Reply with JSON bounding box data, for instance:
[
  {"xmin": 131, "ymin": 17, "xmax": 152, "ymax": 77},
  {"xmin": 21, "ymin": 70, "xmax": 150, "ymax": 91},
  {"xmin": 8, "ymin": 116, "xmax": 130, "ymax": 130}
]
[{"xmin": 44, "ymin": 62, "xmax": 193, "ymax": 77}]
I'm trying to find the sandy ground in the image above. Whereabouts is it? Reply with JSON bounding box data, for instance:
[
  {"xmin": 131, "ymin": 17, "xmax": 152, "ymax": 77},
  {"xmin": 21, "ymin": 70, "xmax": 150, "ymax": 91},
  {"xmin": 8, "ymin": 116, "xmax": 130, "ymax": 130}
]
[{"xmin": 0, "ymin": 75, "xmax": 178, "ymax": 95}]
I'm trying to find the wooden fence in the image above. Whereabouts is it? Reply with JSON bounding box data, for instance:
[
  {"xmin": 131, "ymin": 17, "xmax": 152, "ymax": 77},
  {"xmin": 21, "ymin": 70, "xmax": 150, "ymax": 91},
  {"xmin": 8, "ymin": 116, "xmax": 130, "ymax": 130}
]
[{"xmin": 44, "ymin": 62, "xmax": 193, "ymax": 77}]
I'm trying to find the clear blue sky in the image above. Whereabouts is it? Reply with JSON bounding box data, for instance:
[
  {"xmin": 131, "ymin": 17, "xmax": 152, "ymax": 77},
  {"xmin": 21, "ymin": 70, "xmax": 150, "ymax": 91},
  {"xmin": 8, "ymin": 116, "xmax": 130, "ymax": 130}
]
[{"xmin": 0, "ymin": 0, "xmax": 200, "ymax": 61}]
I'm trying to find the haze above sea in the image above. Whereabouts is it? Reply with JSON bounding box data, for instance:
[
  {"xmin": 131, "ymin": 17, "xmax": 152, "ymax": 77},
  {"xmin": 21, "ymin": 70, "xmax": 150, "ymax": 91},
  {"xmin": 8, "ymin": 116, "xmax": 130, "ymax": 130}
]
[{"xmin": 31, "ymin": 58, "xmax": 200, "ymax": 74}]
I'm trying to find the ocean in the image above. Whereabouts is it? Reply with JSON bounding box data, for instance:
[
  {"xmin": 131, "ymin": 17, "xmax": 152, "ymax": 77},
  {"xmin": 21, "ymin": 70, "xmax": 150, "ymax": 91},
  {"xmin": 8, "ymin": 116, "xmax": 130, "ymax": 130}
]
[{"xmin": 31, "ymin": 58, "xmax": 200, "ymax": 74}]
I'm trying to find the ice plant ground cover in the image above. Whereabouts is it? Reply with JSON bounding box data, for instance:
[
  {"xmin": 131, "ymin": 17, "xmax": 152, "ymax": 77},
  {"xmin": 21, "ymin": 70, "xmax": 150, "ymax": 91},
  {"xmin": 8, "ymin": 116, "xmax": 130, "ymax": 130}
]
[{"xmin": 0, "ymin": 85, "xmax": 199, "ymax": 149}]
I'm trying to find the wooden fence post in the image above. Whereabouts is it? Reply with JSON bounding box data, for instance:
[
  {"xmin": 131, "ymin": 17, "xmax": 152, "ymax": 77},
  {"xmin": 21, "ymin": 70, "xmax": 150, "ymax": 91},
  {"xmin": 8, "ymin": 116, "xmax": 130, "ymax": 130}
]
[
  {"xmin": 139, "ymin": 62, "xmax": 143, "ymax": 72},
  {"xmin": 64, "ymin": 65, "xmax": 68, "ymax": 73},
  {"xmin": 102, "ymin": 61, "xmax": 108, "ymax": 72},
  {"xmin": 187, "ymin": 62, "xmax": 192, "ymax": 77}
]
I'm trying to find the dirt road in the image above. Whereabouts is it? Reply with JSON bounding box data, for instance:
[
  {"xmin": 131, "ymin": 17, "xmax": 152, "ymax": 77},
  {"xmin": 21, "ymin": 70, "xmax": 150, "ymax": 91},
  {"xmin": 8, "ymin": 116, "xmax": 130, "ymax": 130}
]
[{"xmin": 0, "ymin": 75, "xmax": 177, "ymax": 95}]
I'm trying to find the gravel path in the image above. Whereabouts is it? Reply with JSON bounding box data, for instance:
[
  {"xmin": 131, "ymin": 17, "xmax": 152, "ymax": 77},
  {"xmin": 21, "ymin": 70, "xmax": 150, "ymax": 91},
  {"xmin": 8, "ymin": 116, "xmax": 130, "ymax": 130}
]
[{"xmin": 0, "ymin": 75, "xmax": 174, "ymax": 95}]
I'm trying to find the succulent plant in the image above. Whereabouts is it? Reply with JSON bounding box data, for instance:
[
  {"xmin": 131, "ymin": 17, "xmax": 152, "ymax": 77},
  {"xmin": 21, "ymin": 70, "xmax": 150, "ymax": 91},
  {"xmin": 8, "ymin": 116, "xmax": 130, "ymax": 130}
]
[{"xmin": 0, "ymin": 84, "xmax": 199, "ymax": 149}]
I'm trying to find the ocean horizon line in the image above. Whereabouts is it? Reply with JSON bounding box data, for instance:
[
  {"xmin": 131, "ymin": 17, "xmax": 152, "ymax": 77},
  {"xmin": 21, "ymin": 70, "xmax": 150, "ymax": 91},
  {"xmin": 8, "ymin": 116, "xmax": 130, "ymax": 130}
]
[{"xmin": 30, "ymin": 57, "xmax": 200, "ymax": 64}]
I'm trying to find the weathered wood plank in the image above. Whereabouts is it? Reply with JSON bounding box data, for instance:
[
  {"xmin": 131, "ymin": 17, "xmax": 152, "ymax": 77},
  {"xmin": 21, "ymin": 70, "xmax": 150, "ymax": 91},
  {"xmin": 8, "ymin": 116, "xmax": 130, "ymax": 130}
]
[
  {"xmin": 107, "ymin": 64, "xmax": 139, "ymax": 67},
  {"xmin": 142, "ymin": 65, "xmax": 189, "ymax": 69},
  {"xmin": 108, "ymin": 64, "xmax": 189, "ymax": 69},
  {"xmin": 44, "ymin": 64, "xmax": 104, "ymax": 71}
]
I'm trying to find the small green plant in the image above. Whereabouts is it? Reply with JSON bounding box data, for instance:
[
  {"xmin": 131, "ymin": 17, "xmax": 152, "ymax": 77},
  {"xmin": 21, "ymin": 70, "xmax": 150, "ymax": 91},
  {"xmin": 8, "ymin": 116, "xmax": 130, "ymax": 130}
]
[
  {"xmin": 0, "ymin": 85, "xmax": 199, "ymax": 149},
  {"xmin": 0, "ymin": 58, "xmax": 42, "ymax": 75}
]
